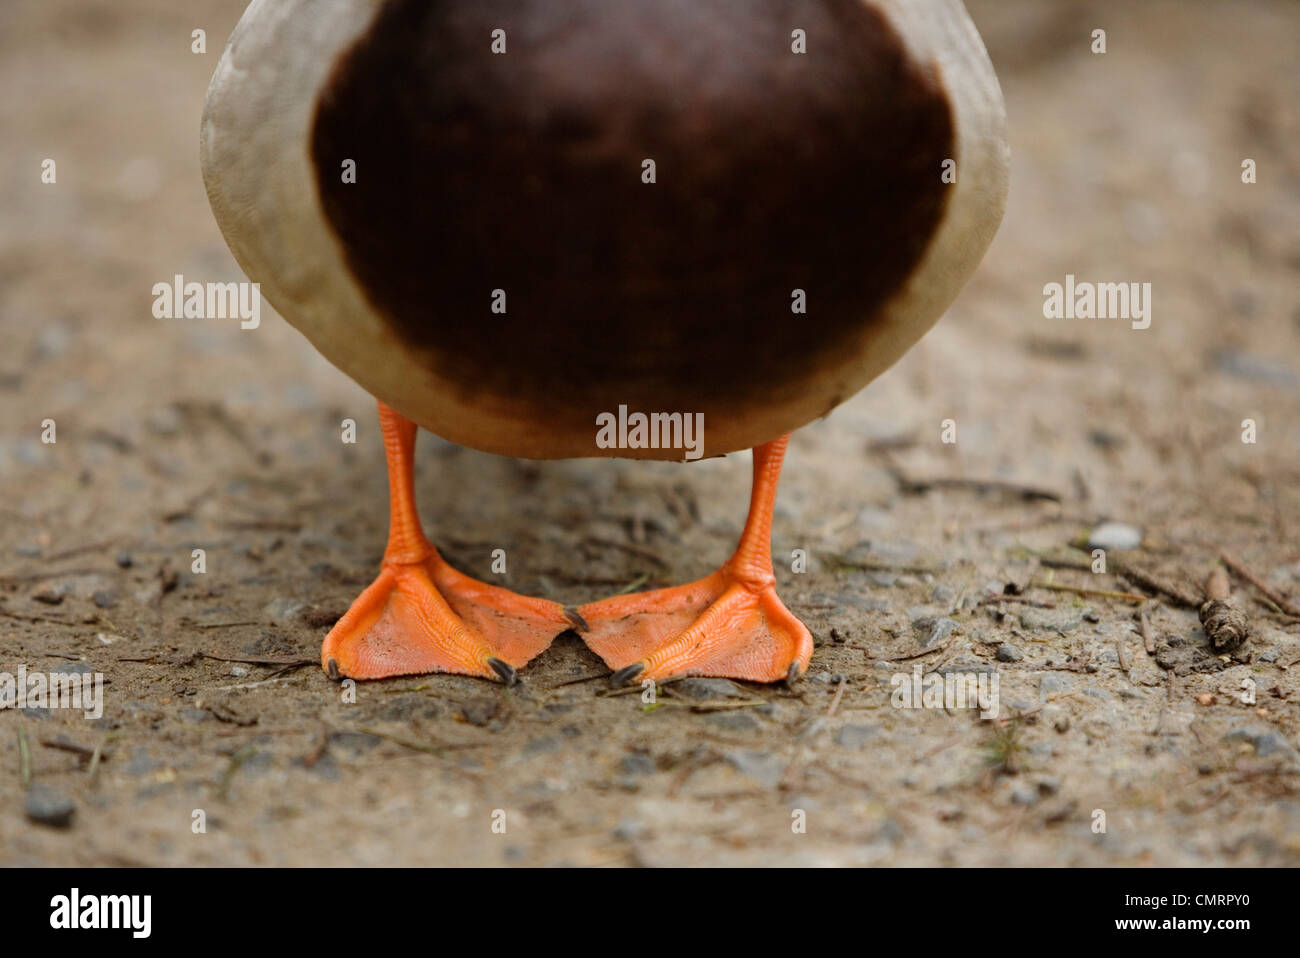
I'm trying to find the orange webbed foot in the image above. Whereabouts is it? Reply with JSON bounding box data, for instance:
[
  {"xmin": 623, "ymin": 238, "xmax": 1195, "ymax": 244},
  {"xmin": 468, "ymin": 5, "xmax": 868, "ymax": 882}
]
[
  {"xmin": 578, "ymin": 434, "xmax": 813, "ymax": 685},
  {"xmin": 578, "ymin": 567, "xmax": 813, "ymax": 685},
  {"xmin": 321, "ymin": 402, "xmax": 567, "ymax": 683},
  {"xmin": 321, "ymin": 555, "xmax": 568, "ymax": 683}
]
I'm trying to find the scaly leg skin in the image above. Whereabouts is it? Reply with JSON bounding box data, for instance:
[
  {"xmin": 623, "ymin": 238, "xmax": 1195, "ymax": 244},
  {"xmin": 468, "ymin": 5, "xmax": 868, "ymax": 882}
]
[
  {"xmin": 578, "ymin": 435, "xmax": 814, "ymax": 685},
  {"xmin": 321, "ymin": 402, "xmax": 570, "ymax": 684}
]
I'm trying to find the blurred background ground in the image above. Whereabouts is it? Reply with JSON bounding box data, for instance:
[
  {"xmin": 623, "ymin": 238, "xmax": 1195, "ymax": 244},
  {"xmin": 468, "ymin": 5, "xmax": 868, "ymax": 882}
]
[{"xmin": 1, "ymin": 0, "xmax": 1298, "ymax": 866}]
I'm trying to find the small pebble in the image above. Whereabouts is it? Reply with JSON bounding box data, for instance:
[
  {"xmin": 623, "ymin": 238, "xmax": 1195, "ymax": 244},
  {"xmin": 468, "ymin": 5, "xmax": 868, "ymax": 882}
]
[
  {"xmin": 51, "ymin": 663, "xmax": 95, "ymax": 676},
  {"xmin": 25, "ymin": 785, "xmax": 76, "ymax": 828},
  {"xmin": 1252, "ymin": 732, "xmax": 1295, "ymax": 758},
  {"xmin": 1040, "ymin": 675, "xmax": 1072, "ymax": 695},
  {"xmin": 1019, "ymin": 608, "xmax": 1084, "ymax": 634},
  {"xmin": 612, "ymin": 819, "xmax": 647, "ymax": 841},
  {"xmin": 460, "ymin": 698, "xmax": 499, "ymax": 727},
  {"xmin": 263, "ymin": 597, "xmax": 306, "ymax": 626},
  {"xmin": 995, "ymin": 644, "xmax": 1024, "ymax": 662},
  {"xmin": 835, "ymin": 724, "xmax": 880, "ymax": 748},
  {"xmin": 706, "ymin": 711, "xmax": 760, "ymax": 732},
  {"xmin": 672, "ymin": 677, "xmax": 746, "ymax": 700},
  {"xmin": 1223, "ymin": 727, "xmax": 1297, "ymax": 758},
  {"xmin": 831, "ymin": 593, "xmax": 891, "ymax": 612},
  {"xmin": 521, "ymin": 737, "xmax": 559, "ymax": 757},
  {"xmin": 934, "ymin": 662, "xmax": 996, "ymax": 676},
  {"xmin": 1088, "ymin": 521, "xmax": 1143, "ymax": 551},
  {"xmin": 912, "ymin": 616, "xmax": 957, "ymax": 648},
  {"xmin": 724, "ymin": 750, "xmax": 787, "ymax": 788},
  {"xmin": 619, "ymin": 752, "xmax": 655, "ymax": 776},
  {"xmin": 930, "ymin": 585, "xmax": 957, "ymax": 604}
]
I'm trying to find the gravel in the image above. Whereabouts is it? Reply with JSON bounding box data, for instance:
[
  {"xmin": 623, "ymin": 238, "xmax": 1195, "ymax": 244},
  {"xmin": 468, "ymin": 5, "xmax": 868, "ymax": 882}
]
[{"xmin": 25, "ymin": 786, "xmax": 76, "ymax": 828}]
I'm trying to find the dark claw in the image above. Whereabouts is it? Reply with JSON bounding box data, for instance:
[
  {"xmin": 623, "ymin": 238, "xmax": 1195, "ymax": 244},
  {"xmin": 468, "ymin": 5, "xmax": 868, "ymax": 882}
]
[
  {"xmin": 611, "ymin": 663, "xmax": 645, "ymax": 686},
  {"xmin": 326, "ymin": 658, "xmax": 340, "ymax": 681},
  {"xmin": 784, "ymin": 661, "xmax": 802, "ymax": 687},
  {"xmin": 563, "ymin": 606, "xmax": 590, "ymax": 633},
  {"xmin": 487, "ymin": 657, "xmax": 519, "ymax": 687}
]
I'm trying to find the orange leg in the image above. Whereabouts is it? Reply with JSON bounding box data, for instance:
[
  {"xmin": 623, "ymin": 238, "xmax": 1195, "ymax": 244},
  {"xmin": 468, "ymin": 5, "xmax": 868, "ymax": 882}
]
[
  {"xmin": 321, "ymin": 402, "xmax": 570, "ymax": 683},
  {"xmin": 578, "ymin": 436, "xmax": 813, "ymax": 685}
]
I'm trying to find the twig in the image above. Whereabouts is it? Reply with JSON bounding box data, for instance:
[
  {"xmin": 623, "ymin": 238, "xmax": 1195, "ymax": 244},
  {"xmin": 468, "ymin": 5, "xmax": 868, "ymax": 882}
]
[
  {"xmin": 922, "ymin": 734, "xmax": 968, "ymax": 758},
  {"xmin": 266, "ymin": 661, "xmax": 317, "ymax": 679},
  {"xmin": 87, "ymin": 734, "xmax": 117, "ymax": 787},
  {"xmin": 1119, "ymin": 565, "xmax": 1201, "ymax": 608},
  {"xmin": 200, "ymin": 652, "xmax": 313, "ymax": 667},
  {"xmin": 41, "ymin": 739, "xmax": 96, "ymax": 761},
  {"xmin": 882, "ymin": 638, "xmax": 952, "ymax": 662},
  {"xmin": 808, "ymin": 760, "xmax": 877, "ymax": 790},
  {"xmin": 1139, "ymin": 612, "xmax": 1156, "ymax": 654},
  {"xmin": 1188, "ymin": 787, "xmax": 1229, "ymax": 814},
  {"xmin": 668, "ymin": 750, "xmax": 721, "ymax": 798},
  {"xmin": 987, "ymin": 704, "xmax": 1045, "ymax": 726},
  {"xmin": 609, "ymin": 573, "xmax": 652, "ymax": 596},
  {"xmin": 547, "ymin": 672, "xmax": 611, "ymax": 689},
  {"xmin": 1030, "ymin": 580, "xmax": 1146, "ymax": 603},
  {"xmin": 1200, "ymin": 565, "xmax": 1249, "ymax": 651},
  {"xmin": 1221, "ymin": 552, "xmax": 1300, "ymax": 617},
  {"xmin": 304, "ymin": 725, "xmax": 330, "ymax": 769},
  {"xmin": 0, "ymin": 565, "xmax": 116, "ymax": 585},
  {"xmin": 1067, "ymin": 545, "xmax": 1201, "ymax": 608},
  {"xmin": 827, "ymin": 556, "xmax": 941, "ymax": 575},
  {"xmin": 217, "ymin": 744, "xmax": 257, "ymax": 799},
  {"xmin": 0, "ymin": 608, "xmax": 78, "ymax": 626},
  {"xmin": 892, "ymin": 472, "xmax": 1061, "ymax": 503},
  {"xmin": 215, "ymin": 518, "xmax": 302, "ymax": 533},
  {"xmin": 41, "ymin": 540, "xmax": 125, "ymax": 563},
  {"xmin": 690, "ymin": 700, "xmax": 768, "ymax": 713},
  {"xmin": 18, "ymin": 726, "xmax": 32, "ymax": 787},
  {"xmin": 583, "ymin": 536, "xmax": 670, "ymax": 568},
  {"xmin": 827, "ymin": 676, "xmax": 847, "ymax": 716},
  {"xmin": 977, "ymin": 594, "xmax": 1057, "ymax": 609},
  {"xmin": 1037, "ymin": 557, "xmax": 1093, "ymax": 572},
  {"xmin": 356, "ymin": 726, "xmax": 483, "ymax": 755}
]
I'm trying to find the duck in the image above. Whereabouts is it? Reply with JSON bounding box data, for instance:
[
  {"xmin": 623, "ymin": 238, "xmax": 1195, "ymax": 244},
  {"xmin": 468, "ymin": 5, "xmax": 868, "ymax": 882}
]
[{"xmin": 200, "ymin": 0, "xmax": 1008, "ymax": 687}]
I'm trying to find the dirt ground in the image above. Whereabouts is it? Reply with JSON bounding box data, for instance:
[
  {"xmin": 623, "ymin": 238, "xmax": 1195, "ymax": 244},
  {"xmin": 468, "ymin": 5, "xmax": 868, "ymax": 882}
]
[{"xmin": 2, "ymin": 0, "xmax": 1299, "ymax": 867}]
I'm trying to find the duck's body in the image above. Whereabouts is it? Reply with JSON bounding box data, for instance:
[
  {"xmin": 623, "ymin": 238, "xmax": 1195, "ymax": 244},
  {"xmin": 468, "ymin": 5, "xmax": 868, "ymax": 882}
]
[
  {"xmin": 203, "ymin": 0, "xmax": 1007, "ymax": 460},
  {"xmin": 202, "ymin": 0, "xmax": 1007, "ymax": 683}
]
